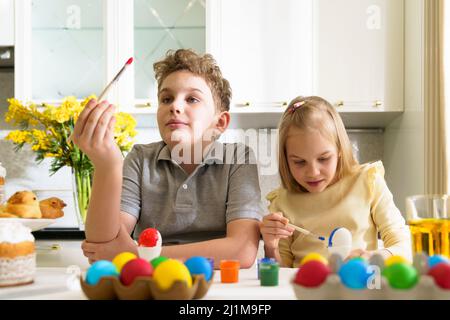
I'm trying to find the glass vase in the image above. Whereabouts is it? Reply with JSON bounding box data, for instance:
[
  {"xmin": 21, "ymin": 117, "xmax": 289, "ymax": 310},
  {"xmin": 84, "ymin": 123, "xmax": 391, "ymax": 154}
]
[{"xmin": 72, "ymin": 167, "xmax": 92, "ymax": 230}]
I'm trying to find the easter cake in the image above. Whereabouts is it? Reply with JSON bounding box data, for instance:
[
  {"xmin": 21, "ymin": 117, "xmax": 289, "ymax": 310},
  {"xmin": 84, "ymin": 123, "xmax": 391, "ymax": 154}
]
[
  {"xmin": 0, "ymin": 221, "xmax": 36, "ymax": 287},
  {"xmin": 292, "ymin": 252, "xmax": 450, "ymax": 300}
]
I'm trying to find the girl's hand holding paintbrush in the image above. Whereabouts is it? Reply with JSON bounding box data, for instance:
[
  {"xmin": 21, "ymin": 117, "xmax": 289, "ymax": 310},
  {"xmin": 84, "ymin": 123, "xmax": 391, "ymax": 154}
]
[{"xmin": 260, "ymin": 212, "xmax": 295, "ymax": 251}]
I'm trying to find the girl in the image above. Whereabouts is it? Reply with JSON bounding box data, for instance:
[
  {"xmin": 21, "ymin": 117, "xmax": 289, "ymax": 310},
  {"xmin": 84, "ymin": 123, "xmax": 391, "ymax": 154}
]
[{"xmin": 260, "ymin": 96, "xmax": 412, "ymax": 267}]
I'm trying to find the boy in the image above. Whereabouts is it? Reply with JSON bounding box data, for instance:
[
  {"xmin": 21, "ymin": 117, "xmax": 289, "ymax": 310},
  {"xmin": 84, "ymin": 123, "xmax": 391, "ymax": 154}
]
[{"xmin": 73, "ymin": 49, "xmax": 263, "ymax": 268}]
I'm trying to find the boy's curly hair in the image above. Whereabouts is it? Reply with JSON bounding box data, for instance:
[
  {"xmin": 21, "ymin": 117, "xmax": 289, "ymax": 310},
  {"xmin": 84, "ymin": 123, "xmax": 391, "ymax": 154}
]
[{"xmin": 153, "ymin": 49, "xmax": 232, "ymax": 112}]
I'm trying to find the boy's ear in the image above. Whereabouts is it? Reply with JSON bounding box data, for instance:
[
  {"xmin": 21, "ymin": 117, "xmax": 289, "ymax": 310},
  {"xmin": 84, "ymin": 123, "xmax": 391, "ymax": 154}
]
[{"xmin": 215, "ymin": 111, "xmax": 230, "ymax": 134}]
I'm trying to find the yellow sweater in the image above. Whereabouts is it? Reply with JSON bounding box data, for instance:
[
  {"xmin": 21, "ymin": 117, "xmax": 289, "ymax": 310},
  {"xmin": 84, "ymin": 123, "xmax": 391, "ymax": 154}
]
[{"xmin": 267, "ymin": 161, "xmax": 412, "ymax": 268}]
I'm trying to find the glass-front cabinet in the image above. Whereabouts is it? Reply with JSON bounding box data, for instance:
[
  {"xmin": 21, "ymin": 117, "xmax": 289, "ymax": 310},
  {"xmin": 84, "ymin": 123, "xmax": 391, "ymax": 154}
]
[
  {"xmin": 134, "ymin": 0, "xmax": 205, "ymax": 107},
  {"xmin": 31, "ymin": 0, "xmax": 105, "ymax": 101},
  {"xmin": 17, "ymin": 0, "xmax": 206, "ymax": 110}
]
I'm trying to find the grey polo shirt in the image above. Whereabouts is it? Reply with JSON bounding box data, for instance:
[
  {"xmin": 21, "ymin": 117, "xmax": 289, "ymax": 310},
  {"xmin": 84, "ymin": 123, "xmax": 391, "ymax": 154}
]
[{"xmin": 120, "ymin": 140, "xmax": 264, "ymax": 244}]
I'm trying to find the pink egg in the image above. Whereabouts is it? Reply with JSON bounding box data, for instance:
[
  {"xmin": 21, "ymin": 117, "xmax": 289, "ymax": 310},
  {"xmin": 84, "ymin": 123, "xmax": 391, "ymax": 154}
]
[{"xmin": 120, "ymin": 258, "xmax": 153, "ymax": 286}]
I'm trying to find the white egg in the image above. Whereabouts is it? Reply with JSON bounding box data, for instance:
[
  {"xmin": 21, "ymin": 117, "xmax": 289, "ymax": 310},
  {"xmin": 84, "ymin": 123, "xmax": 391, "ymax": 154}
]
[{"xmin": 327, "ymin": 227, "xmax": 352, "ymax": 258}]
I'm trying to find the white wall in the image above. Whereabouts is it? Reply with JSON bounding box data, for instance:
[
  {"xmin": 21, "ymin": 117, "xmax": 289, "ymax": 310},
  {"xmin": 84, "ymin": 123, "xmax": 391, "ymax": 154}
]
[{"xmin": 383, "ymin": 0, "xmax": 425, "ymax": 215}]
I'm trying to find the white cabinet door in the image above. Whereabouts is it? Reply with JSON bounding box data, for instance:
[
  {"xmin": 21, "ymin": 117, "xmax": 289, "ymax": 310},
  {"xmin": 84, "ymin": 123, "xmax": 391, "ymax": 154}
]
[
  {"xmin": 30, "ymin": 0, "xmax": 106, "ymax": 101},
  {"xmin": 208, "ymin": 0, "xmax": 313, "ymax": 109},
  {"xmin": 0, "ymin": 0, "xmax": 14, "ymax": 46},
  {"xmin": 313, "ymin": 0, "xmax": 404, "ymax": 111}
]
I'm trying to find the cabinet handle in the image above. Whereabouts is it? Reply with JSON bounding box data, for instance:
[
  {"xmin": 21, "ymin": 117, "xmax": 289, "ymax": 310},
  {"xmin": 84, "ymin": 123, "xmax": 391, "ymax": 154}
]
[
  {"xmin": 235, "ymin": 102, "xmax": 251, "ymax": 107},
  {"xmin": 235, "ymin": 101, "xmax": 288, "ymax": 107},
  {"xmin": 36, "ymin": 244, "xmax": 61, "ymax": 251},
  {"xmin": 374, "ymin": 100, "xmax": 383, "ymax": 107},
  {"xmin": 135, "ymin": 102, "xmax": 152, "ymax": 108},
  {"xmin": 335, "ymin": 101, "xmax": 345, "ymax": 107}
]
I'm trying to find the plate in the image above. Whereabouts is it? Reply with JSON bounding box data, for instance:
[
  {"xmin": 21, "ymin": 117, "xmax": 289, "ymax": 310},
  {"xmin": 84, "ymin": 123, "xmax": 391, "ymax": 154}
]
[{"xmin": 0, "ymin": 218, "xmax": 57, "ymax": 231}]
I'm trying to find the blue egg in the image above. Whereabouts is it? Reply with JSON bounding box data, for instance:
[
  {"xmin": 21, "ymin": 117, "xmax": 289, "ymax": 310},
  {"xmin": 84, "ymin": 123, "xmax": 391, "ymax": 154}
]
[
  {"xmin": 184, "ymin": 256, "xmax": 213, "ymax": 281},
  {"xmin": 86, "ymin": 260, "xmax": 119, "ymax": 285},
  {"xmin": 338, "ymin": 259, "xmax": 374, "ymax": 290},
  {"xmin": 429, "ymin": 255, "xmax": 448, "ymax": 268}
]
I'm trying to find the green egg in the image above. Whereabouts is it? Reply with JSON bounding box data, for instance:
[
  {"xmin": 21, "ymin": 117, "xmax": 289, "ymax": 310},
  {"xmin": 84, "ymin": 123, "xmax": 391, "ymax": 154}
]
[
  {"xmin": 151, "ymin": 256, "xmax": 169, "ymax": 269},
  {"xmin": 382, "ymin": 263, "xmax": 418, "ymax": 289}
]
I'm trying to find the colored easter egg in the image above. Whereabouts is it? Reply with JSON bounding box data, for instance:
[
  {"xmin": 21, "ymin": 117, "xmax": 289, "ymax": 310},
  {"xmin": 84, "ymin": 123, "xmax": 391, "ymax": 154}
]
[
  {"xmin": 294, "ymin": 260, "xmax": 331, "ymax": 288},
  {"xmin": 338, "ymin": 259, "xmax": 373, "ymax": 290},
  {"xmin": 185, "ymin": 256, "xmax": 213, "ymax": 281},
  {"xmin": 428, "ymin": 263, "xmax": 450, "ymax": 289},
  {"xmin": 300, "ymin": 253, "xmax": 328, "ymax": 266},
  {"xmin": 112, "ymin": 252, "xmax": 138, "ymax": 273},
  {"xmin": 86, "ymin": 260, "xmax": 119, "ymax": 285},
  {"xmin": 385, "ymin": 255, "xmax": 410, "ymax": 267},
  {"xmin": 138, "ymin": 228, "xmax": 161, "ymax": 247},
  {"xmin": 153, "ymin": 259, "xmax": 192, "ymax": 290},
  {"xmin": 382, "ymin": 263, "xmax": 418, "ymax": 289},
  {"xmin": 120, "ymin": 258, "xmax": 153, "ymax": 286},
  {"xmin": 428, "ymin": 255, "xmax": 449, "ymax": 268},
  {"xmin": 151, "ymin": 256, "xmax": 169, "ymax": 269}
]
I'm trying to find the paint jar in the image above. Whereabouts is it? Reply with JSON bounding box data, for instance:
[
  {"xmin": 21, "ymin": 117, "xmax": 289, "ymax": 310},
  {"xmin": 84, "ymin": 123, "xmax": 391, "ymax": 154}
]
[
  {"xmin": 259, "ymin": 262, "xmax": 279, "ymax": 286},
  {"xmin": 257, "ymin": 258, "xmax": 277, "ymax": 279},
  {"xmin": 220, "ymin": 260, "xmax": 240, "ymax": 283}
]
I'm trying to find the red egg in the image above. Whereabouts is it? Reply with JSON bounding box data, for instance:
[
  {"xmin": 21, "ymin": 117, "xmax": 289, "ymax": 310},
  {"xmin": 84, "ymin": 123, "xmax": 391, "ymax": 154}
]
[
  {"xmin": 120, "ymin": 258, "xmax": 153, "ymax": 286},
  {"xmin": 294, "ymin": 260, "xmax": 331, "ymax": 287},
  {"xmin": 138, "ymin": 228, "xmax": 159, "ymax": 247},
  {"xmin": 428, "ymin": 263, "xmax": 450, "ymax": 290}
]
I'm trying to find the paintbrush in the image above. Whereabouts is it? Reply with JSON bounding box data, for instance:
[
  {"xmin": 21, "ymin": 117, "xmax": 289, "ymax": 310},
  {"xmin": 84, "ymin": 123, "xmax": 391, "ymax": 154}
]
[
  {"xmin": 287, "ymin": 223, "xmax": 326, "ymax": 241},
  {"xmin": 67, "ymin": 57, "xmax": 134, "ymax": 143}
]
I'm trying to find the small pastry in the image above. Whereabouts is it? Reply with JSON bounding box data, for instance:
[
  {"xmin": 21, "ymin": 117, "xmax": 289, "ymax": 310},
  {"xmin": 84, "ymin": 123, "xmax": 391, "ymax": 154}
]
[
  {"xmin": 39, "ymin": 197, "xmax": 66, "ymax": 219},
  {"xmin": 5, "ymin": 191, "xmax": 42, "ymax": 219}
]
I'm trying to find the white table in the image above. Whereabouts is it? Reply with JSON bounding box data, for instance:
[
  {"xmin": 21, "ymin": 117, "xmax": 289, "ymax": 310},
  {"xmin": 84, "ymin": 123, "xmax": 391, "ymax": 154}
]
[{"xmin": 0, "ymin": 266, "xmax": 299, "ymax": 300}]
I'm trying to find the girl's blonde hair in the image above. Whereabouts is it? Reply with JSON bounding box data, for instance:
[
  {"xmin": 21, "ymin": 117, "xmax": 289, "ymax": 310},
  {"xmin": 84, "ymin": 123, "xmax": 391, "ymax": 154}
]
[{"xmin": 278, "ymin": 96, "xmax": 359, "ymax": 193}]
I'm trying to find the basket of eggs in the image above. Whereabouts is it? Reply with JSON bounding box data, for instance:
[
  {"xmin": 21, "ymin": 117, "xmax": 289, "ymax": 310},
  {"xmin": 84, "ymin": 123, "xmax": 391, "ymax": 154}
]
[{"xmin": 80, "ymin": 228, "xmax": 214, "ymax": 300}]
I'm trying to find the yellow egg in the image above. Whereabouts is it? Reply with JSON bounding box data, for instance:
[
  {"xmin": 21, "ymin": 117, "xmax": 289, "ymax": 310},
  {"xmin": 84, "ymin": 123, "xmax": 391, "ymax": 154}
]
[
  {"xmin": 112, "ymin": 252, "xmax": 138, "ymax": 273},
  {"xmin": 385, "ymin": 255, "xmax": 410, "ymax": 267},
  {"xmin": 300, "ymin": 253, "xmax": 328, "ymax": 266},
  {"xmin": 153, "ymin": 259, "xmax": 192, "ymax": 290}
]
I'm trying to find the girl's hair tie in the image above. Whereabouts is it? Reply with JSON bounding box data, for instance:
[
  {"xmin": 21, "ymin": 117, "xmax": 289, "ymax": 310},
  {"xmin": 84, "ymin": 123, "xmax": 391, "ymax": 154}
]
[{"xmin": 289, "ymin": 101, "xmax": 306, "ymax": 114}]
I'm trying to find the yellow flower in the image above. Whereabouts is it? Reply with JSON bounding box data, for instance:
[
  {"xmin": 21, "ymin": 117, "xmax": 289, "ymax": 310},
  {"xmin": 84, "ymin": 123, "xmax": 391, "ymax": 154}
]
[
  {"xmin": 4, "ymin": 95, "xmax": 136, "ymax": 173},
  {"xmin": 30, "ymin": 129, "xmax": 51, "ymax": 152},
  {"xmin": 5, "ymin": 130, "xmax": 31, "ymax": 144}
]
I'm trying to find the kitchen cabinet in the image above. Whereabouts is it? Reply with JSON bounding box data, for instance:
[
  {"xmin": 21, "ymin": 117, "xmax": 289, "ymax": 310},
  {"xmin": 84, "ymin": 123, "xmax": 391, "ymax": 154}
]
[
  {"xmin": 208, "ymin": 0, "xmax": 403, "ymax": 118},
  {"xmin": 29, "ymin": 0, "xmax": 105, "ymax": 101},
  {"xmin": 134, "ymin": 0, "xmax": 205, "ymax": 107},
  {"xmin": 207, "ymin": 0, "xmax": 313, "ymax": 112},
  {"xmin": 17, "ymin": 0, "xmax": 205, "ymax": 106},
  {"xmin": 313, "ymin": 0, "xmax": 404, "ymax": 112},
  {"xmin": 0, "ymin": 0, "xmax": 14, "ymax": 46},
  {"xmin": 16, "ymin": 0, "xmax": 405, "ymax": 127}
]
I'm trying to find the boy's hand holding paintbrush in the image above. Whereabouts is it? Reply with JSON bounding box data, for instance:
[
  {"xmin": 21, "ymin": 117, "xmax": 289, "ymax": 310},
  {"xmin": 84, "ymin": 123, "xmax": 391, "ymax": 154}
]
[{"xmin": 69, "ymin": 58, "xmax": 133, "ymax": 170}]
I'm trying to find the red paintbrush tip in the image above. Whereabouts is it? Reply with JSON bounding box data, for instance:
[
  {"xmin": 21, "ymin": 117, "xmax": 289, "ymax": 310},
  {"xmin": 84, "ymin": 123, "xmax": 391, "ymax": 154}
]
[{"xmin": 126, "ymin": 57, "xmax": 133, "ymax": 65}]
